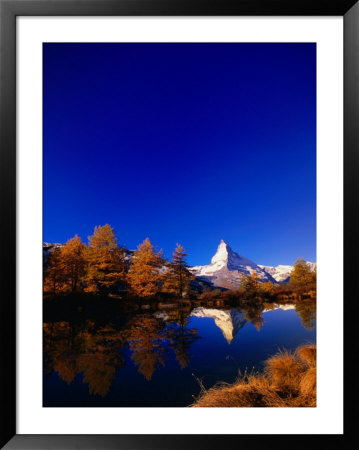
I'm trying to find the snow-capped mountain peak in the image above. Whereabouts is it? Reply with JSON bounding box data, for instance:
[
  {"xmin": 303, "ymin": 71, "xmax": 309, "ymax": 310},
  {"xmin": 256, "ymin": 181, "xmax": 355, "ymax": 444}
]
[
  {"xmin": 190, "ymin": 240, "xmax": 275, "ymax": 289},
  {"xmin": 210, "ymin": 240, "xmax": 229, "ymax": 265},
  {"xmin": 211, "ymin": 240, "xmax": 257, "ymax": 270}
]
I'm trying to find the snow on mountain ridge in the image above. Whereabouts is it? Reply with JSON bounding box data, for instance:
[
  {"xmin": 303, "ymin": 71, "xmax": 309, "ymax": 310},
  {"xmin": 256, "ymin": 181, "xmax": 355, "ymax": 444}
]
[
  {"xmin": 258, "ymin": 264, "xmax": 293, "ymax": 283},
  {"xmin": 190, "ymin": 240, "xmax": 275, "ymax": 289},
  {"xmin": 259, "ymin": 262, "xmax": 316, "ymax": 283}
]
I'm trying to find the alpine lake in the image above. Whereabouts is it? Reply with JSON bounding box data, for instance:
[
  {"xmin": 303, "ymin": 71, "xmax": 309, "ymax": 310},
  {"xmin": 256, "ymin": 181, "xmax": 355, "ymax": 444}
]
[{"xmin": 43, "ymin": 296, "xmax": 316, "ymax": 407}]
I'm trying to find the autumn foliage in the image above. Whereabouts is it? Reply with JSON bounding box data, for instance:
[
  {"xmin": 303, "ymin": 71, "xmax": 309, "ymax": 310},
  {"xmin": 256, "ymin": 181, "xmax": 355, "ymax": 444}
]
[
  {"xmin": 44, "ymin": 226, "xmax": 128, "ymax": 295},
  {"xmin": 44, "ymin": 235, "xmax": 86, "ymax": 294},
  {"xmin": 44, "ymin": 225, "xmax": 194, "ymax": 299},
  {"xmin": 44, "ymin": 225, "xmax": 316, "ymax": 300},
  {"xmin": 290, "ymin": 258, "xmax": 316, "ymax": 288},
  {"xmin": 85, "ymin": 225, "xmax": 127, "ymax": 293},
  {"xmin": 127, "ymin": 238, "xmax": 165, "ymax": 297}
]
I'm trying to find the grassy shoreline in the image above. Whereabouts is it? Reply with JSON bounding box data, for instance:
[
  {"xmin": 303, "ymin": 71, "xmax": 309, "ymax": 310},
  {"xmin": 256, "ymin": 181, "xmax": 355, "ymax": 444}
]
[{"xmin": 191, "ymin": 344, "xmax": 316, "ymax": 407}]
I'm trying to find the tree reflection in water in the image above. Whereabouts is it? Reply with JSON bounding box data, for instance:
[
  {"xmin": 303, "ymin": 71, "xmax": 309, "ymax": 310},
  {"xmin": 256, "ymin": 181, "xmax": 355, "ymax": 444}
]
[
  {"xmin": 294, "ymin": 299, "xmax": 316, "ymax": 330},
  {"xmin": 44, "ymin": 320, "xmax": 126, "ymax": 397},
  {"xmin": 242, "ymin": 304, "xmax": 265, "ymax": 331},
  {"xmin": 127, "ymin": 316, "xmax": 169, "ymax": 381},
  {"xmin": 43, "ymin": 300, "xmax": 316, "ymax": 398},
  {"xmin": 166, "ymin": 310, "xmax": 200, "ymax": 370}
]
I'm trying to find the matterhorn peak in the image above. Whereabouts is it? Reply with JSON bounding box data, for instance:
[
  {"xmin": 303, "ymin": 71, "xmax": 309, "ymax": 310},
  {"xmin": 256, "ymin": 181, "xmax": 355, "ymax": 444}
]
[
  {"xmin": 211, "ymin": 240, "xmax": 232, "ymax": 265},
  {"xmin": 211, "ymin": 240, "xmax": 252, "ymax": 270},
  {"xmin": 190, "ymin": 240, "xmax": 275, "ymax": 288}
]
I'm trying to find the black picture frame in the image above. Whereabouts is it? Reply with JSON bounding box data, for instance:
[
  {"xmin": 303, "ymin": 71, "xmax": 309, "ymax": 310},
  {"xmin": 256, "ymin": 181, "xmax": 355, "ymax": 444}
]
[{"xmin": 0, "ymin": 0, "xmax": 357, "ymax": 448}]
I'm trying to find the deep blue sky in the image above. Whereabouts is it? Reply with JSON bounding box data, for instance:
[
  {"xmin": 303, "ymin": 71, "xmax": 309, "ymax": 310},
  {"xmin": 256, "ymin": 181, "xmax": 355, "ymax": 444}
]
[{"xmin": 43, "ymin": 43, "xmax": 316, "ymax": 266}]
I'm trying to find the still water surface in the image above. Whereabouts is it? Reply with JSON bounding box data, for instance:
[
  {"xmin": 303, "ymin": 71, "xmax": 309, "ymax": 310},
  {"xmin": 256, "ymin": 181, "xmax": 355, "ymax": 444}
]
[{"xmin": 43, "ymin": 302, "xmax": 316, "ymax": 406}]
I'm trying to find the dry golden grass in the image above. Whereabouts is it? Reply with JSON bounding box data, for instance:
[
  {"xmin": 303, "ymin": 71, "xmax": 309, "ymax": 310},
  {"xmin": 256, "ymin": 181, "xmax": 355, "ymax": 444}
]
[
  {"xmin": 191, "ymin": 345, "xmax": 316, "ymax": 408},
  {"xmin": 265, "ymin": 350, "xmax": 304, "ymax": 390},
  {"xmin": 299, "ymin": 367, "xmax": 316, "ymax": 396},
  {"xmin": 297, "ymin": 344, "xmax": 316, "ymax": 368},
  {"xmin": 192, "ymin": 377, "xmax": 270, "ymax": 408}
]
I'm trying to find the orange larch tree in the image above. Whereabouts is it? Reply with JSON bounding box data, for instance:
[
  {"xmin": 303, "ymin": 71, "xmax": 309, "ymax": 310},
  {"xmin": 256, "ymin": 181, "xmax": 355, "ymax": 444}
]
[
  {"xmin": 85, "ymin": 224, "xmax": 127, "ymax": 293},
  {"xmin": 60, "ymin": 234, "xmax": 86, "ymax": 292},
  {"xmin": 44, "ymin": 235, "xmax": 87, "ymax": 294},
  {"xmin": 43, "ymin": 247, "xmax": 67, "ymax": 294},
  {"xmin": 127, "ymin": 238, "xmax": 164, "ymax": 297}
]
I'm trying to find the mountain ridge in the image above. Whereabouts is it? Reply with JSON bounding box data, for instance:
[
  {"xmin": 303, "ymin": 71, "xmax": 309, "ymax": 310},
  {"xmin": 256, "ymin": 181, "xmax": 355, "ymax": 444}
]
[
  {"xmin": 190, "ymin": 240, "xmax": 315, "ymax": 289},
  {"xmin": 43, "ymin": 240, "xmax": 316, "ymax": 289}
]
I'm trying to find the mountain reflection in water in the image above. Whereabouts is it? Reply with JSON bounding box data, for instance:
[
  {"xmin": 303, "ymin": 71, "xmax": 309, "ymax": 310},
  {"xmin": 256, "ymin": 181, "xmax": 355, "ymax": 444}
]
[
  {"xmin": 43, "ymin": 300, "xmax": 316, "ymax": 406},
  {"xmin": 190, "ymin": 308, "xmax": 247, "ymax": 344}
]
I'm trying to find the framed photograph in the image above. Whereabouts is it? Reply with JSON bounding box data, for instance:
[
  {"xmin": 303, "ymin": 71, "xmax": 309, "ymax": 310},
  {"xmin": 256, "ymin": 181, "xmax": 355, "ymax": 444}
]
[{"xmin": 0, "ymin": 0, "xmax": 356, "ymax": 448}]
